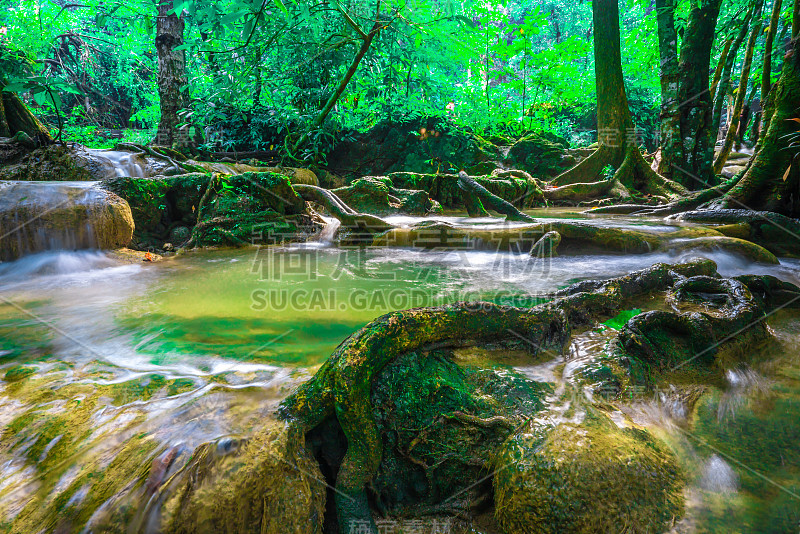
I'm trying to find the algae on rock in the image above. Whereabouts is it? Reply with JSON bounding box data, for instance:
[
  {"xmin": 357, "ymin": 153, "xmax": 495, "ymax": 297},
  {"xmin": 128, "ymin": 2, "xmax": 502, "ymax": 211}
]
[
  {"xmin": 162, "ymin": 422, "xmax": 326, "ymax": 534},
  {"xmin": 494, "ymin": 409, "xmax": 684, "ymax": 534}
]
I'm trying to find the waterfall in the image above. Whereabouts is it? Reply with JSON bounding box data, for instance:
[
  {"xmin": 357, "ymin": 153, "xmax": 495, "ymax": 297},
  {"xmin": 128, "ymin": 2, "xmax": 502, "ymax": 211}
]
[
  {"xmin": 85, "ymin": 149, "xmax": 148, "ymax": 178},
  {"xmin": 317, "ymin": 216, "xmax": 341, "ymax": 245},
  {"xmin": 0, "ymin": 181, "xmax": 134, "ymax": 261}
]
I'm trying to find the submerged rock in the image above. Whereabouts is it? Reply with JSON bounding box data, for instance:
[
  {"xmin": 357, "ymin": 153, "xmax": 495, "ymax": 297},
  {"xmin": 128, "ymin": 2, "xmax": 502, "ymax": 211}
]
[
  {"xmin": 494, "ymin": 409, "xmax": 684, "ymax": 534},
  {"xmin": 161, "ymin": 422, "xmax": 326, "ymax": 534},
  {"xmin": 0, "ymin": 180, "xmax": 134, "ymax": 260}
]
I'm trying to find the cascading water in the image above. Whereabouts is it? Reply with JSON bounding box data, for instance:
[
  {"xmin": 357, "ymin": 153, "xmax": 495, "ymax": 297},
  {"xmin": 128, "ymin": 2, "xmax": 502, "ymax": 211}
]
[
  {"xmin": 85, "ymin": 148, "xmax": 149, "ymax": 178},
  {"xmin": 0, "ymin": 181, "xmax": 134, "ymax": 260}
]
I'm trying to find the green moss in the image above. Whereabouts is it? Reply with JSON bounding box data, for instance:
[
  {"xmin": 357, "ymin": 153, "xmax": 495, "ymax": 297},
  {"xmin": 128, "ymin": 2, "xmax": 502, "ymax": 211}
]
[
  {"xmin": 494, "ymin": 409, "xmax": 684, "ymax": 534},
  {"xmin": 368, "ymin": 350, "xmax": 550, "ymax": 513},
  {"xmin": 505, "ymin": 132, "xmax": 569, "ymax": 178},
  {"xmin": 602, "ymin": 308, "xmax": 642, "ymax": 330},
  {"xmin": 106, "ymin": 374, "xmax": 197, "ymax": 404},
  {"xmin": 103, "ymin": 171, "xmax": 314, "ymax": 249},
  {"xmin": 161, "ymin": 422, "xmax": 326, "ymax": 534},
  {"xmin": 9, "ymin": 432, "xmax": 158, "ymax": 534},
  {"xmin": 3, "ymin": 365, "xmax": 35, "ymax": 382}
]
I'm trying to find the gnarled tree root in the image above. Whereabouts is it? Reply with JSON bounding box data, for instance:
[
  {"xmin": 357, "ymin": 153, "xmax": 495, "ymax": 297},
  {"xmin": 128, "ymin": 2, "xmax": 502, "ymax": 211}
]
[
  {"xmin": 542, "ymin": 176, "xmax": 629, "ymax": 203},
  {"xmin": 458, "ymin": 171, "xmax": 536, "ymax": 222},
  {"xmin": 551, "ymin": 144, "xmax": 687, "ymax": 201},
  {"xmin": 616, "ymin": 275, "xmax": 767, "ymax": 373},
  {"xmin": 374, "ymin": 219, "xmax": 779, "ymax": 263},
  {"xmin": 278, "ymin": 259, "xmax": 717, "ymax": 533},
  {"xmin": 588, "ymin": 177, "xmax": 738, "ymax": 216},
  {"xmin": 293, "ymin": 184, "xmax": 393, "ymax": 233}
]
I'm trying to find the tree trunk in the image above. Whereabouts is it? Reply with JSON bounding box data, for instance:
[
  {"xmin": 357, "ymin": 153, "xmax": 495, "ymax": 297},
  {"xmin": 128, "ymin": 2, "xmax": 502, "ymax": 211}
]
[
  {"xmin": 292, "ymin": 19, "xmax": 382, "ymax": 154},
  {"xmin": 717, "ymin": 8, "xmax": 799, "ymax": 215},
  {"xmin": 551, "ymin": 0, "xmax": 686, "ymax": 199},
  {"xmin": 673, "ymin": 0, "xmax": 724, "ymax": 188},
  {"xmin": 735, "ymin": 101, "xmax": 752, "ymax": 147},
  {"xmin": 710, "ymin": 37, "xmax": 733, "ymax": 103},
  {"xmin": 655, "ymin": 0, "xmax": 682, "ymax": 179},
  {"xmin": 713, "ymin": 0, "xmax": 764, "ymax": 174},
  {"xmin": 0, "ymin": 85, "xmax": 53, "ymax": 146},
  {"xmin": 154, "ymin": 0, "xmax": 188, "ymax": 148},
  {"xmin": 762, "ymin": 0, "xmax": 784, "ymax": 106},
  {"xmin": 711, "ymin": 10, "xmax": 753, "ymax": 143}
]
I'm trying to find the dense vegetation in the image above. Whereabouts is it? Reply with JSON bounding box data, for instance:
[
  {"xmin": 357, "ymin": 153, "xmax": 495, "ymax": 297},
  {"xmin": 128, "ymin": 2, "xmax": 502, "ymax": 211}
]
[{"xmin": 1, "ymin": 0, "xmax": 793, "ymax": 158}]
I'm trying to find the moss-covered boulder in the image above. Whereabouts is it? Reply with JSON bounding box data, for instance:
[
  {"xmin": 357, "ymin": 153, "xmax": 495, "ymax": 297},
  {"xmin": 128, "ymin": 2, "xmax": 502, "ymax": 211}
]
[
  {"xmin": 366, "ymin": 350, "xmax": 549, "ymax": 514},
  {"xmin": 162, "ymin": 422, "xmax": 326, "ymax": 534},
  {"xmin": 494, "ymin": 409, "xmax": 684, "ymax": 534},
  {"xmin": 103, "ymin": 171, "xmax": 316, "ymax": 249},
  {"xmin": 331, "ymin": 176, "xmax": 441, "ymax": 216},
  {"xmin": 191, "ymin": 172, "xmax": 314, "ymax": 247},
  {"xmin": 505, "ymin": 132, "xmax": 570, "ymax": 177},
  {"xmin": 387, "ymin": 172, "xmax": 542, "ymax": 210},
  {"xmin": 102, "ymin": 173, "xmax": 210, "ymax": 248}
]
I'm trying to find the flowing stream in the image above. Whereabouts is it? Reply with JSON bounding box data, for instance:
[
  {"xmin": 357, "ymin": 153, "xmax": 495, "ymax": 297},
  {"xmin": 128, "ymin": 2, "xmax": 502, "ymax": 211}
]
[{"xmin": 0, "ymin": 210, "xmax": 799, "ymax": 531}]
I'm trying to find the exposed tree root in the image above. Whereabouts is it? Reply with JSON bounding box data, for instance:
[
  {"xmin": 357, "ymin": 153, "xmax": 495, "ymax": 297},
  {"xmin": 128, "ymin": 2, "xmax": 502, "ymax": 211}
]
[
  {"xmin": 617, "ymin": 276, "xmax": 767, "ymax": 372},
  {"xmin": 550, "ymin": 145, "xmax": 616, "ymax": 187},
  {"xmin": 551, "ymin": 144, "xmax": 686, "ymax": 202},
  {"xmin": 458, "ymin": 171, "xmax": 536, "ymax": 222},
  {"xmin": 542, "ymin": 176, "xmax": 628, "ymax": 203},
  {"xmin": 293, "ymin": 184, "xmax": 393, "ymax": 232},
  {"xmin": 278, "ymin": 259, "xmax": 724, "ymax": 534},
  {"xmin": 589, "ymin": 177, "xmax": 738, "ymax": 216}
]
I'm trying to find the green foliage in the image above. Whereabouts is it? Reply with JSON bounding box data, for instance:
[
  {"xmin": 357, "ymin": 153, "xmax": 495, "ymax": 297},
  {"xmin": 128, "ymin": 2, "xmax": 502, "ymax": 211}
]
[{"xmin": 0, "ymin": 0, "xmax": 679, "ymax": 151}]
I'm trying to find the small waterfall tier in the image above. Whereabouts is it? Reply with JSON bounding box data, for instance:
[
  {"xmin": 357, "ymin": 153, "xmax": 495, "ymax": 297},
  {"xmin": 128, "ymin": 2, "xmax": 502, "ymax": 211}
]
[{"xmin": 0, "ymin": 180, "xmax": 134, "ymax": 260}]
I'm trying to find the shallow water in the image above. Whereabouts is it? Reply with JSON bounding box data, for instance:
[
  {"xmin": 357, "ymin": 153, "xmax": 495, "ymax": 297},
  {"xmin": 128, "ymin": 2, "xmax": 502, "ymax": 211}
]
[{"xmin": 1, "ymin": 213, "xmax": 799, "ymax": 531}]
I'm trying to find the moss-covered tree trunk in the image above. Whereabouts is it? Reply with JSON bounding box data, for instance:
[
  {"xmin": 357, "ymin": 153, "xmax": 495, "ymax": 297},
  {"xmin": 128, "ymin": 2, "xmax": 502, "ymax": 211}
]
[
  {"xmin": 713, "ymin": 0, "xmax": 764, "ymax": 174},
  {"xmin": 762, "ymin": 0, "xmax": 784, "ymax": 107},
  {"xmin": 551, "ymin": 0, "xmax": 686, "ymax": 199},
  {"xmin": 710, "ymin": 37, "xmax": 733, "ymax": 103},
  {"xmin": 0, "ymin": 84, "xmax": 53, "ymax": 145},
  {"xmin": 717, "ymin": 4, "xmax": 800, "ymax": 215},
  {"xmin": 154, "ymin": 0, "xmax": 188, "ymax": 147},
  {"xmin": 711, "ymin": 10, "xmax": 753, "ymax": 143},
  {"xmin": 655, "ymin": 0, "xmax": 682, "ymax": 179},
  {"xmin": 674, "ymin": 0, "xmax": 723, "ymax": 188}
]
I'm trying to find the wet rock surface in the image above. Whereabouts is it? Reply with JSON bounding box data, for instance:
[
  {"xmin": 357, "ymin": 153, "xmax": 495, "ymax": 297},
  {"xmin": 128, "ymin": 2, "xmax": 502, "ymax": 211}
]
[{"xmin": 0, "ymin": 180, "xmax": 134, "ymax": 260}]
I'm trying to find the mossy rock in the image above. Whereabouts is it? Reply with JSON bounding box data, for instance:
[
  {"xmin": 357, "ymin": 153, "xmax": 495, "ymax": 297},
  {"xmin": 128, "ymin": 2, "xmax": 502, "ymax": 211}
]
[
  {"xmin": 333, "ymin": 177, "xmax": 395, "ymax": 215},
  {"xmin": 3, "ymin": 365, "xmax": 35, "ymax": 382},
  {"xmin": 505, "ymin": 132, "xmax": 569, "ymax": 178},
  {"xmin": 332, "ymin": 176, "xmax": 440, "ymax": 216},
  {"xmin": 161, "ymin": 422, "xmax": 326, "ymax": 534},
  {"xmin": 104, "ymin": 171, "xmax": 314, "ymax": 248},
  {"xmin": 0, "ymin": 145, "xmax": 96, "ymax": 181},
  {"xmin": 191, "ymin": 171, "xmax": 312, "ymax": 247},
  {"xmin": 203, "ymin": 172, "xmax": 305, "ymax": 218},
  {"xmin": 365, "ymin": 350, "xmax": 550, "ymax": 514},
  {"xmin": 494, "ymin": 409, "xmax": 684, "ymax": 534},
  {"xmin": 102, "ymin": 172, "xmax": 209, "ymax": 236},
  {"xmin": 387, "ymin": 172, "xmax": 541, "ymax": 209}
]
